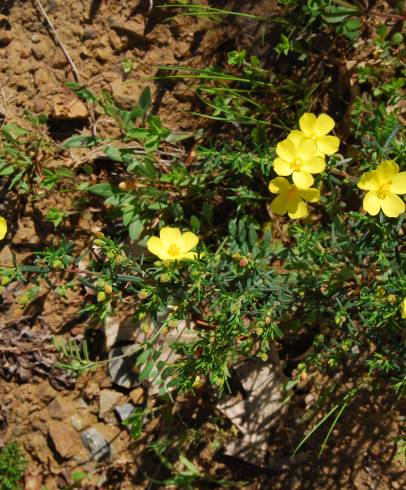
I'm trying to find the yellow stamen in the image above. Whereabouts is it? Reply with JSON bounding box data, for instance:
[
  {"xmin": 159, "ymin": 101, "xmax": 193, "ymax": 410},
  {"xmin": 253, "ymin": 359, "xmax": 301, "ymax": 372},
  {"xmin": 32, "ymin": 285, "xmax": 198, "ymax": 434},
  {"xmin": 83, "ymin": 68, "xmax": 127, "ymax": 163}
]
[
  {"xmin": 377, "ymin": 183, "xmax": 391, "ymax": 200},
  {"xmin": 287, "ymin": 186, "xmax": 297, "ymax": 198},
  {"xmin": 292, "ymin": 160, "xmax": 302, "ymax": 171},
  {"xmin": 167, "ymin": 244, "xmax": 181, "ymax": 257}
]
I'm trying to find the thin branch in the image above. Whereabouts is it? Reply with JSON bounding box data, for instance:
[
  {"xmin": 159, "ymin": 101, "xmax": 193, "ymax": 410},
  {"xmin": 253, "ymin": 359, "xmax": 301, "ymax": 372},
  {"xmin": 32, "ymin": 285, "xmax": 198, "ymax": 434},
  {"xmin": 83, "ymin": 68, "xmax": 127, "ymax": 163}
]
[{"xmin": 33, "ymin": 0, "xmax": 81, "ymax": 83}]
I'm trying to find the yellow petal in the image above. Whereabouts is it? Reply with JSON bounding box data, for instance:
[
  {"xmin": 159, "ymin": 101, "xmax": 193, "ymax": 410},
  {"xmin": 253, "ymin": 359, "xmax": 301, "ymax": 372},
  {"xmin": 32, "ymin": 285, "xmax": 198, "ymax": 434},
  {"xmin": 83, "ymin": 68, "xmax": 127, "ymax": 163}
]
[
  {"xmin": 315, "ymin": 114, "xmax": 335, "ymax": 136},
  {"xmin": 401, "ymin": 298, "xmax": 406, "ymax": 319},
  {"xmin": 287, "ymin": 130, "xmax": 304, "ymax": 146},
  {"xmin": 273, "ymin": 157, "xmax": 292, "ymax": 176},
  {"xmin": 292, "ymin": 171, "xmax": 314, "ymax": 188},
  {"xmin": 160, "ymin": 227, "xmax": 181, "ymax": 247},
  {"xmin": 180, "ymin": 251, "xmax": 198, "ymax": 261},
  {"xmin": 269, "ymin": 177, "xmax": 290, "ymax": 194},
  {"xmin": 381, "ymin": 193, "xmax": 405, "ymax": 218},
  {"xmin": 298, "ymin": 187, "xmax": 320, "ymax": 203},
  {"xmin": 147, "ymin": 236, "xmax": 169, "ymax": 260},
  {"xmin": 362, "ymin": 191, "xmax": 381, "ymax": 216},
  {"xmin": 288, "ymin": 200, "xmax": 308, "ymax": 219},
  {"xmin": 276, "ymin": 138, "xmax": 296, "ymax": 162},
  {"xmin": 0, "ymin": 217, "xmax": 7, "ymax": 240},
  {"xmin": 270, "ymin": 195, "xmax": 288, "ymax": 215},
  {"xmin": 302, "ymin": 156, "xmax": 325, "ymax": 174},
  {"xmin": 317, "ymin": 135, "xmax": 340, "ymax": 155},
  {"xmin": 376, "ymin": 160, "xmax": 399, "ymax": 182},
  {"xmin": 299, "ymin": 113, "xmax": 317, "ymax": 137},
  {"xmin": 390, "ymin": 171, "xmax": 406, "ymax": 195},
  {"xmin": 357, "ymin": 171, "xmax": 379, "ymax": 191},
  {"xmin": 297, "ymin": 138, "xmax": 317, "ymax": 160},
  {"xmin": 179, "ymin": 231, "xmax": 199, "ymax": 253}
]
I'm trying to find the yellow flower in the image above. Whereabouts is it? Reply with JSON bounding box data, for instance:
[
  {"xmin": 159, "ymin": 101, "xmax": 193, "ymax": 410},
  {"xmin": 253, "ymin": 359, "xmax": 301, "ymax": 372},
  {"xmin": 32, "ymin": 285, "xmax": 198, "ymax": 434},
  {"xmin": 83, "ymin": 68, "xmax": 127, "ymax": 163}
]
[
  {"xmin": 357, "ymin": 160, "xmax": 406, "ymax": 218},
  {"xmin": 0, "ymin": 217, "xmax": 7, "ymax": 240},
  {"xmin": 268, "ymin": 177, "xmax": 320, "ymax": 219},
  {"xmin": 401, "ymin": 298, "xmax": 406, "ymax": 319},
  {"xmin": 147, "ymin": 227, "xmax": 199, "ymax": 261},
  {"xmin": 274, "ymin": 133, "xmax": 325, "ymax": 188},
  {"xmin": 290, "ymin": 112, "xmax": 340, "ymax": 155}
]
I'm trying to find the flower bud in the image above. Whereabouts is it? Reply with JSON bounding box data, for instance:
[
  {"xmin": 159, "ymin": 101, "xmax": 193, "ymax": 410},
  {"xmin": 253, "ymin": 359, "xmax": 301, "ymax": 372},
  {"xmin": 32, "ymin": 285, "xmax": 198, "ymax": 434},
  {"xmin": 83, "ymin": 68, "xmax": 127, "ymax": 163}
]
[
  {"xmin": 97, "ymin": 291, "xmax": 106, "ymax": 302},
  {"xmin": 386, "ymin": 294, "xmax": 396, "ymax": 304},
  {"xmin": 259, "ymin": 352, "xmax": 268, "ymax": 361},
  {"xmin": 160, "ymin": 273, "xmax": 170, "ymax": 283},
  {"xmin": 103, "ymin": 284, "xmax": 113, "ymax": 295},
  {"xmin": 19, "ymin": 294, "xmax": 29, "ymax": 305},
  {"xmin": 93, "ymin": 239, "xmax": 105, "ymax": 247},
  {"xmin": 97, "ymin": 278, "xmax": 106, "ymax": 288},
  {"xmin": 137, "ymin": 290, "xmax": 149, "ymax": 300},
  {"xmin": 239, "ymin": 257, "xmax": 249, "ymax": 267},
  {"xmin": 52, "ymin": 259, "xmax": 64, "ymax": 270},
  {"xmin": 1, "ymin": 275, "xmax": 11, "ymax": 286}
]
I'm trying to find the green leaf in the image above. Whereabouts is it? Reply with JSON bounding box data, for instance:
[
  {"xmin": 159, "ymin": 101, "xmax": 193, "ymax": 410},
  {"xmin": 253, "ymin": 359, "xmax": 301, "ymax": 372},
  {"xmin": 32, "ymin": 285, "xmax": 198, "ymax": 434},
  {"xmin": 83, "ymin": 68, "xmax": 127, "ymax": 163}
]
[
  {"xmin": 139, "ymin": 86, "xmax": 152, "ymax": 113},
  {"xmin": 62, "ymin": 135, "xmax": 97, "ymax": 148},
  {"xmin": 87, "ymin": 183, "xmax": 114, "ymax": 197},
  {"xmin": 66, "ymin": 82, "xmax": 98, "ymax": 103},
  {"xmin": 104, "ymin": 146, "xmax": 124, "ymax": 162},
  {"xmin": 139, "ymin": 359, "xmax": 155, "ymax": 382},
  {"xmin": 321, "ymin": 5, "xmax": 360, "ymax": 24},
  {"xmin": 129, "ymin": 219, "xmax": 144, "ymax": 241}
]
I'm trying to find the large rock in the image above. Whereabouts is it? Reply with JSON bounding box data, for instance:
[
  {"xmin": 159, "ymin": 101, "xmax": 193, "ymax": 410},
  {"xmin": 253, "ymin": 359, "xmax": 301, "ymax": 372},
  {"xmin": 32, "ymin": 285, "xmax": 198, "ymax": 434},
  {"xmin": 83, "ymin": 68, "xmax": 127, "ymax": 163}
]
[
  {"xmin": 217, "ymin": 359, "xmax": 287, "ymax": 467},
  {"xmin": 108, "ymin": 344, "xmax": 140, "ymax": 389},
  {"xmin": 99, "ymin": 389, "xmax": 123, "ymax": 419},
  {"xmin": 48, "ymin": 420, "xmax": 81, "ymax": 459},
  {"xmin": 81, "ymin": 427, "xmax": 112, "ymax": 461}
]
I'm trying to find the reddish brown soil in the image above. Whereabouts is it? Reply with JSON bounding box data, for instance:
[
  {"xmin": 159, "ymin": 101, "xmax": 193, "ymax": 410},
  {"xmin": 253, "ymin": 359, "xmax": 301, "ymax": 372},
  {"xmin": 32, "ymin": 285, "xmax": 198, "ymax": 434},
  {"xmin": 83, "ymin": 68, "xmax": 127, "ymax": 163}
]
[{"xmin": 0, "ymin": 1, "xmax": 404, "ymax": 489}]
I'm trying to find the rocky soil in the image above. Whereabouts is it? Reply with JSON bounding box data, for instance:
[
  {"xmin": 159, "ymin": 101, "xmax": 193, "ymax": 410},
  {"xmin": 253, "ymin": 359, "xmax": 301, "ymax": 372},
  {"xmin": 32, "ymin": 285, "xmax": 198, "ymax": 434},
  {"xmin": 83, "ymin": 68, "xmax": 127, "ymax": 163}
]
[{"xmin": 0, "ymin": 1, "xmax": 405, "ymax": 489}]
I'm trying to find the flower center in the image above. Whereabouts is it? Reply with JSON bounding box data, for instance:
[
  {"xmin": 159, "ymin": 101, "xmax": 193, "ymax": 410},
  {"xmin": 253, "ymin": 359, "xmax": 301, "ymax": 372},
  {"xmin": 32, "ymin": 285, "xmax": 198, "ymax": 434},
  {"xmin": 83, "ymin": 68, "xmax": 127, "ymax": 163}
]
[
  {"xmin": 291, "ymin": 159, "xmax": 302, "ymax": 171},
  {"xmin": 167, "ymin": 244, "xmax": 181, "ymax": 257},
  {"xmin": 376, "ymin": 183, "xmax": 391, "ymax": 200},
  {"xmin": 287, "ymin": 186, "xmax": 297, "ymax": 198}
]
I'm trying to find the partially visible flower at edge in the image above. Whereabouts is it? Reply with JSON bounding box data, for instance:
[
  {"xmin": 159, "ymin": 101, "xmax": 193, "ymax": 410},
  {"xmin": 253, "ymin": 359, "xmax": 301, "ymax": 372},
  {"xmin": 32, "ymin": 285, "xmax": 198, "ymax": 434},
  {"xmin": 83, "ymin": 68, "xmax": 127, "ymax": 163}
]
[
  {"xmin": 274, "ymin": 133, "xmax": 325, "ymax": 188},
  {"xmin": 147, "ymin": 227, "xmax": 199, "ymax": 261},
  {"xmin": 290, "ymin": 112, "xmax": 340, "ymax": 155},
  {"xmin": 401, "ymin": 298, "xmax": 406, "ymax": 319},
  {"xmin": 268, "ymin": 177, "xmax": 320, "ymax": 219},
  {"xmin": 0, "ymin": 217, "xmax": 7, "ymax": 240},
  {"xmin": 357, "ymin": 160, "xmax": 406, "ymax": 218}
]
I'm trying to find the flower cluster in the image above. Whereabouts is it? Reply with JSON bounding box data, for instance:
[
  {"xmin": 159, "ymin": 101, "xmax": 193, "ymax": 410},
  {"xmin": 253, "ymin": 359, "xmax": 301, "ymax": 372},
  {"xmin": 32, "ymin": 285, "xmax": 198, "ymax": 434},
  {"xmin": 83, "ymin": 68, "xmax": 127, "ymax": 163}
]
[{"xmin": 269, "ymin": 113, "xmax": 339, "ymax": 219}]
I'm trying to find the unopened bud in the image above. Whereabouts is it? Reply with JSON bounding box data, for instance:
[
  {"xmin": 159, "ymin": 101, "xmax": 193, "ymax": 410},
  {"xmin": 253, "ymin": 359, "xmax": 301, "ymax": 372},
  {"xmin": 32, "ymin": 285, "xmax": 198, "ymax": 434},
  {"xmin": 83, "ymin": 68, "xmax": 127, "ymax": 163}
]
[
  {"xmin": 376, "ymin": 286, "xmax": 385, "ymax": 298},
  {"xmin": 19, "ymin": 294, "xmax": 29, "ymax": 305},
  {"xmin": 160, "ymin": 273, "xmax": 170, "ymax": 283},
  {"xmin": 97, "ymin": 278, "xmax": 106, "ymax": 288},
  {"xmin": 239, "ymin": 257, "xmax": 249, "ymax": 267},
  {"xmin": 103, "ymin": 284, "xmax": 113, "ymax": 295},
  {"xmin": 93, "ymin": 238, "xmax": 105, "ymax": 247},
  {"xmin": 118, "ymin": 181, "xmax": 127, "ymax": 190},
  {"xmin": 137, "ymin": 290, "xmax": 149, "ymax": 300},
  {"xmin": 97, "ymin": 291, "xmax": 106, "ymax": 302},
  {"xmin": 259, "ymin": 352, "xmax": 268, "ymax": 361},
  {"xmin": 387, "ymin": 294, "xmax": 396, "ymax": 304},
  {"xmin": 52, "ymin": 259, "xmax": 64, "ymax": 270},
  {"xmin": 1, "ymin": 276, "xmax": 11, "ymax": 286}
]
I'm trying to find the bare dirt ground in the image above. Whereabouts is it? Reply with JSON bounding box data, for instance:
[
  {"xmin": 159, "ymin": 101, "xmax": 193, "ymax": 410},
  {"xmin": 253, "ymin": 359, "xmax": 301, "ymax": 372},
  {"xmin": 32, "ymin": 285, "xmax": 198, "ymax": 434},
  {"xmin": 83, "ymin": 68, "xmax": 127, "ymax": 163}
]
[{"xmin": 0, "ymin": 1, "xmax": 405, "ymax": 489}]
